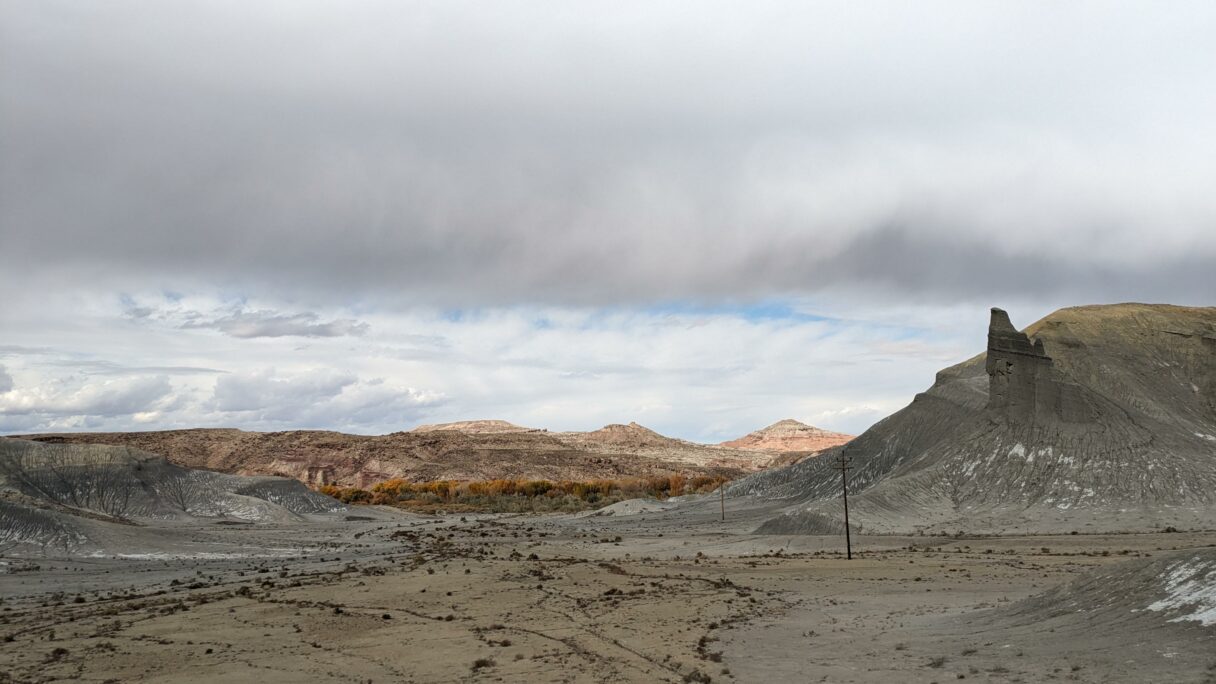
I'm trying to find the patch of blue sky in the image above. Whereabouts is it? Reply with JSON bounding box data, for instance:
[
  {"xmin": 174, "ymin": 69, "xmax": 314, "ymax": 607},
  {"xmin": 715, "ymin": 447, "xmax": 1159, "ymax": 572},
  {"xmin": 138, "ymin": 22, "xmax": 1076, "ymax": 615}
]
[
  {"xmin": 640, "ymin": 300, "xmax": 836, "ymax": 324},
  {"xmin": 435, "ymin": 300, "xmax": 933, "ymax": 343}
]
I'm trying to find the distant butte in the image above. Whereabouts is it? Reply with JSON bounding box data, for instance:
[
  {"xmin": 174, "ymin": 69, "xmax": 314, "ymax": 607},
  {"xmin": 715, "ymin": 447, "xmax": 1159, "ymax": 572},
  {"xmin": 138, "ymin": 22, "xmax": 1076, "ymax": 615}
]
[
  {"xmin": 720, "ymin": 419, "xmax": 854, "ymax": 454},
  {"xmin": 410, "ymin": 419, "xmax": 540, "ymax": 434}
]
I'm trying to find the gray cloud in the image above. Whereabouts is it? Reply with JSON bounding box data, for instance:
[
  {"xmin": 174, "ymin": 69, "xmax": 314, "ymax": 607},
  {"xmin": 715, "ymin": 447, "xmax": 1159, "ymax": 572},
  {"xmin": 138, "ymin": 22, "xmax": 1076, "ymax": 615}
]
[
  {"xmin": 0, "ymin": 375, "xmax": 173, "ymax": 417},
  {"xmin": 0, "ymin": 365, "xmax": 12, "ymax": 393},
  {"xmin": 0, "ymin": 346, "xmax": 224, "ymax": 377},
  {"xmin": 210, "ymin": 368, "xmax": 442, "ymax": 428},
  {"xmin": 185, "ymin": 310, "xmax": 369, "ymax": 338},
  {"xmin": 758, "ymin": 225, "xmax": 1216, "ymax": 305},
  {"xmin": 211, "ymin": 369, "xmax": 356, "ymax": 413},
  {"xmin": 2, "ymin": 2, "xmax": 1214, "ymax": 308},
  {"xmin": 44, "ymin": 360, "xmax": 228, "ymax": 376},
  {"xmin": 0, "ymin": 345, "xmax": 53, "ymax": 357}
]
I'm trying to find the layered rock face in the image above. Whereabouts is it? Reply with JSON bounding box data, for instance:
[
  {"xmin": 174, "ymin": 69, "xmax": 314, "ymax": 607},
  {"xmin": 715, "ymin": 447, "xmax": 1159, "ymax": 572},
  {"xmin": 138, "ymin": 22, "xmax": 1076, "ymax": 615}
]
[
  {"xmin": 730, "ymin": 303, "xmax": 1216, "ymax": 534},
  {"xmin": 986, "ymin": 307, "xmax": 1102, "ymax": 425},
  {"xmin": 986, "ymin": 307, "xmax": 1054, "ymax": 420},
  {"xmin": 18, "ymin": 422, "xmax": 773, "ymax": 488}
]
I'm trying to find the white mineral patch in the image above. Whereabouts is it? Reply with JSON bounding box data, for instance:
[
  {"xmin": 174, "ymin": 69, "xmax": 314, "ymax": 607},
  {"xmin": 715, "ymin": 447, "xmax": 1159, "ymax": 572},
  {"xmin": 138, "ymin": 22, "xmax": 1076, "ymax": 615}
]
[{"xmin": 1145, "ymin": 557, "xmax": 1216, "ymax": 627}]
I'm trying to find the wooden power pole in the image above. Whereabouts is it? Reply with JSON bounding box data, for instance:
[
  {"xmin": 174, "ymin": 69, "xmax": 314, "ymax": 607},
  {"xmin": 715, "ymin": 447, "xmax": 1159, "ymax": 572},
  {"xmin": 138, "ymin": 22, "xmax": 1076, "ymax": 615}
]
[
  {"xmin": 836, "ymin": 454, "xmax": 853, "ymax": 559},
  {"xmin": 720, "ymin": 482, "xmax": 725, "ymax": 521}
]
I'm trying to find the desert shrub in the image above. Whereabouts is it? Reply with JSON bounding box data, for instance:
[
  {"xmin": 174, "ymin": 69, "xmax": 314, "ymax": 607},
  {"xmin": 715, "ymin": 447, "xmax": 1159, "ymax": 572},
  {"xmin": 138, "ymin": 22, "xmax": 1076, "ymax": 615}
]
[
  {"xmin": 44, "ymin": 647, "xmax": 70, "ymax": 663},
  {"xmin": 317, "ymin": 486, "xmax": 373, "ymax": 504}
]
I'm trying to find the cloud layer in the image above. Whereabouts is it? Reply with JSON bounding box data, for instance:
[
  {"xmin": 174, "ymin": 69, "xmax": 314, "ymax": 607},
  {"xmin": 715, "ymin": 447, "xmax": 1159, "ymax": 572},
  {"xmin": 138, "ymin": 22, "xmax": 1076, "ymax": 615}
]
[
  {"xmin": 2, "ymin": 1, "xmax": 1214, "ymax": 306},
  {"xmin": 0, "ymin": 373, "xmax": 174, "ymax": 427},
  {"xmin": 2, "ymin": 3, "xmax": 1212, "ymax": 438},
  {"xmin": 185, "ymin": 310, "xmax": 370, "ymax": 338},
  {"xmin": 210, "ymin": 368, "xmax": 441, "ymax": 427}
]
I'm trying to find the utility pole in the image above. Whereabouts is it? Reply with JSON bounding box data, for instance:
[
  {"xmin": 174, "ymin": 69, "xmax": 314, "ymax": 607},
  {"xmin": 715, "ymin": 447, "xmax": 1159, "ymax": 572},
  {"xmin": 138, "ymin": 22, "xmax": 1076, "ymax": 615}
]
[
  {"xmin": 720, "ymin": 481, "xmax": 725, "ymax": 522},
  {"xmin": 836, "ymin": 454, "xmax": 853, "ymax": 559}
]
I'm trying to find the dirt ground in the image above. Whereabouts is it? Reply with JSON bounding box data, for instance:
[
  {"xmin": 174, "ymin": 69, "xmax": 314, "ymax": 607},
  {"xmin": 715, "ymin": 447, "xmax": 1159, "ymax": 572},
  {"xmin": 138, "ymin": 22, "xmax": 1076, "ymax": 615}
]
[{"xmin": 1, "ymin": 512, "xmax": 1214, "ymax": 683}]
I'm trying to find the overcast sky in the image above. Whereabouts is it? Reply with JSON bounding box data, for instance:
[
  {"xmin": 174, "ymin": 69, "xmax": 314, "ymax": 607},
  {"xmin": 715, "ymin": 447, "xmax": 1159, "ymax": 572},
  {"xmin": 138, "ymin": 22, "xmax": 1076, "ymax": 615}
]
[{"xmin": 2, "ymin": 1, "xmax": 1213, "ymax": 441}]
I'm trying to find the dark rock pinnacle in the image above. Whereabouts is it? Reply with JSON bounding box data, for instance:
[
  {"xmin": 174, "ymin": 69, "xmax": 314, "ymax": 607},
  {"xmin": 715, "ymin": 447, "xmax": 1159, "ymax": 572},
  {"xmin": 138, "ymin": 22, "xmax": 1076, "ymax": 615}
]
[
  {"xmin": 986, "ymin": 307, "xmax": 1053, "ymax": 422},
  {"xmin": 986, "ymin": 307, "xmax": 1098, "ymax": 425}
]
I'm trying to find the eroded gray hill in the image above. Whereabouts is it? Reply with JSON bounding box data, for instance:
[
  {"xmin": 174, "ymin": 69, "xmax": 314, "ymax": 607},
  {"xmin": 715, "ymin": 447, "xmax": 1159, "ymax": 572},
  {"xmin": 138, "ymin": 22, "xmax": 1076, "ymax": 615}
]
[
  {"xmin": 730, "ymin": 304, "xmax": 1216, "ymax": 534},
  {"xmin": 0, "ymin": 437, "xmax": 344, "ymax": 554}
]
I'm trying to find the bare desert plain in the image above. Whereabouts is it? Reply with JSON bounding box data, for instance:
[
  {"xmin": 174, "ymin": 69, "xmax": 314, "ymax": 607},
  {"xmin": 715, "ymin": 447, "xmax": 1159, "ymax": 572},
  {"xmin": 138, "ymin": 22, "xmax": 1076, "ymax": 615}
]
[
  {"xmin": 3, "ymin": 509, "xmax": 1214, "ymax": 684},
  {"xmin": 6, "ymin": 1, "xmax": 1216, "ymax": 680}
]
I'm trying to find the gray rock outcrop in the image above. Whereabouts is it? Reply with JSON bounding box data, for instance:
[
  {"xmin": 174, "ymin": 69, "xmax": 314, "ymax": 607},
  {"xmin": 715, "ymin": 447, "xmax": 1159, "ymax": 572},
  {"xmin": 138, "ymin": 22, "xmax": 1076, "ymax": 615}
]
[
  {"xmin": 720, "ymin": 303, "xmax": 1216, "ymax": 534},
  {"xmin": 0, "ymin": 437, "xmax": 345, "ymax": 554}
]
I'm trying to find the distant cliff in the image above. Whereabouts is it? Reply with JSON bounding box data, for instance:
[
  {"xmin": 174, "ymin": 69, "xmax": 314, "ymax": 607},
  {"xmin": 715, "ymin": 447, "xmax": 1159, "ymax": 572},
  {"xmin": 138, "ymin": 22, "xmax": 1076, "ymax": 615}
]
[{"xmin": 16, "ymin": 421, "xmax": 774, "ymax": 488}]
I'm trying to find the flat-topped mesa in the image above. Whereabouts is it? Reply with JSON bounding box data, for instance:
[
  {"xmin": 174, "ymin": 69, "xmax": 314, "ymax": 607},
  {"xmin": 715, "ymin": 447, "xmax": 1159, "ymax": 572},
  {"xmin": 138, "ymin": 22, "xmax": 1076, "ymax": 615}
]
[{"xmin": 985, "ymin": 307, "xmax": 1054, "ymax": 422}]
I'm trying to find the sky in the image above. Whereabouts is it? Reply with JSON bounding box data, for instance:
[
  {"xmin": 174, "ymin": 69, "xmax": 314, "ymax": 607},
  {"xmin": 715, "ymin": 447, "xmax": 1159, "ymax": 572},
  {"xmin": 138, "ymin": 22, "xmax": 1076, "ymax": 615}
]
[{"xmin": 1, "ymin": 1, "xmax": 1214, "ymax": 442}]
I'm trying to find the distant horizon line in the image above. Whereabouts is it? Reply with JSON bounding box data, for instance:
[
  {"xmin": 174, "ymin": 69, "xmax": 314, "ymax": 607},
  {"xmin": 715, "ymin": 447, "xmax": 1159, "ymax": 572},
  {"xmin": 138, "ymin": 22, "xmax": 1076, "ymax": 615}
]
[{"xmin": 4, "ymin": 416, "xmax": 857, "ymax": 444}]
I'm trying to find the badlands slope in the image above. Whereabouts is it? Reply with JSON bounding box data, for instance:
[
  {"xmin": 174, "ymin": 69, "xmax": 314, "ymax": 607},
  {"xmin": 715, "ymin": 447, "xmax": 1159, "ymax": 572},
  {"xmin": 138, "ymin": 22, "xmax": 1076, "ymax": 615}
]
[
  {"xmin": 706, "ymin": 304, "xmax": 1216, "ymax": 535},
  {"xmin": 0, "ymin": 437, "xmax": 346, "ymax": 555}
]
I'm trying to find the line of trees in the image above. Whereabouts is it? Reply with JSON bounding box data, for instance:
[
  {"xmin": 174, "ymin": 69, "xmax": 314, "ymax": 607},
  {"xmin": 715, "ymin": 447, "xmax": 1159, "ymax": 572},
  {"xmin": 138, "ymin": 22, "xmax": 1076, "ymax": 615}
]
[{"xmin": 317, "ymin": 474, "xmax": 729, "ymax": 511}]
